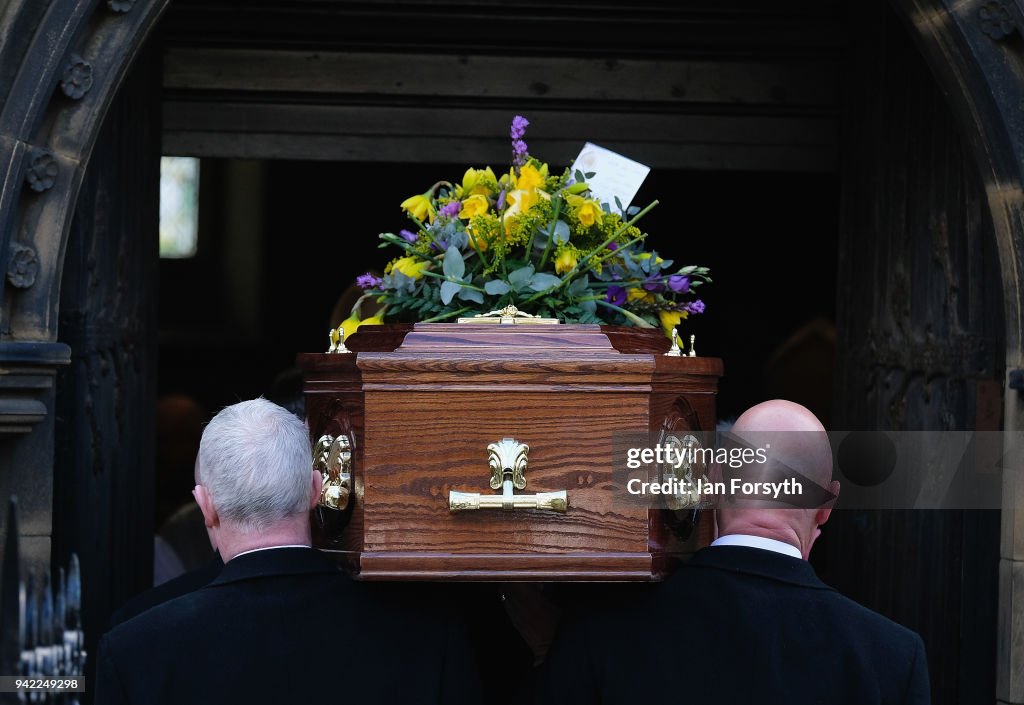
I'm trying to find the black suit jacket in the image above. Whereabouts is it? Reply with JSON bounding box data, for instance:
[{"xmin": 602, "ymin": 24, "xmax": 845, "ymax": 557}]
[
  {"xmin": 96, "ymin": 547, "xmax": 480, "ymax": 705},
  {"xmin": 537, "ymin": 545, "xmax": 930, "ymax": 705},
  {"xmin": 107, "ymin": 555, "xmax": 225, "ymax": 628}
]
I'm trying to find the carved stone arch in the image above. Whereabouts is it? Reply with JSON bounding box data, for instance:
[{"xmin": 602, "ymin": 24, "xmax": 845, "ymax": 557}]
[{"xmin": 0, "ymin": 0, "xmax": 169, "ymax": 344}]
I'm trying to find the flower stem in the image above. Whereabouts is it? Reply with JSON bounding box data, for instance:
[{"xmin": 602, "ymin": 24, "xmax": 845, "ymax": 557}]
[
  {"xmin": 418, "ymin": 270, "xmax": 486, "ymax": 292},
  {"xmin": 594, "ymin": 300, "xmax": 655, "ymax": 328},
  {"xmin": 537, "ymin": 198, "xmax": 563, "ymax": 271},
  {"xmin": 420, "ymin": 307, "xmax": 472, "ymax": 323}
]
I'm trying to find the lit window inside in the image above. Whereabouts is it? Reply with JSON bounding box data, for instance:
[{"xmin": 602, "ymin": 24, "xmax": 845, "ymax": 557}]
[{"xmin": 159, "ymin": 156, "xmax": 200, "ymax": 258}]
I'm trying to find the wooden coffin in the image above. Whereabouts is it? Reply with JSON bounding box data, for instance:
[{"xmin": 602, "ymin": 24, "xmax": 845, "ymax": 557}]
[{"xmin": 297, "ymin": 323, "xmax": 722, "ymax": 581}]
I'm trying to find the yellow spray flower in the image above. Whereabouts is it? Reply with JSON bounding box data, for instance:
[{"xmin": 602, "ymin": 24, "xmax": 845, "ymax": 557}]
[
  {"xmin": 554, "ymin": 247, "xmax": 578, "ymax": 274},
  {"xmin": 388, "ymin": 256, "xmax": 430, "ymax": 280},
  {"xmin": 658, "ymin": 310, "xmax": 688, "ymax": 338},
  {"xmin": 400, "ymin": 193, "xmax": 436, "ymax": 224},
  {"xmin": 459, "ymin": 194, "xmax": 489, "ymax": 219}
]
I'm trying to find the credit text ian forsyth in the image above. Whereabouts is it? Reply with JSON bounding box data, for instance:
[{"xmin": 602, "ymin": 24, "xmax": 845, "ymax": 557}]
[{"xmin": 624, "ymin": 443, "xmax": 804, "ymax": 500}]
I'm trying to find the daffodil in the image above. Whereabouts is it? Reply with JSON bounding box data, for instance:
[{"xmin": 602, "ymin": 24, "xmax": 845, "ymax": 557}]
[
  {"xmin": 388, "ymin": 256, "xmax": 431, "ymax": 280},
  {"xmin": 658, "ymin": 310, "xmax": 688, "ymax": 338},
  {"xmin": 628, "ymin": 287, "xmax": 655, "ymax": 305},
  {"xmin": 460, "ymin": 167, "xmax": 496, "ymax": 197},
  {"xmin": 360, "ymin": 315, "xmax": 384, "ymax": 327},
  {"xmin": 341, "ymin": 314, "xmax": 361, "ymax": 341},
  {"xmin": 400, "ymin": 193, "xmax": 436, "ymax": 224},
  {"xmin": 554, "ymin": 248, "xmax": 577, "ymax": 274},
  {"xmin": 459, "ymin": 194, "xmax": 489, "ymax": 219},
  {"xmin": 502, "ymin": 188, "xmax": 547, "ymax": 233},
  {"xmin": 514, "ymin": 162, "xmax": 547, "ymax": 191},
  {"xmin": 567, "ymin": 194, "xmax": 603, "ymax": 228}
]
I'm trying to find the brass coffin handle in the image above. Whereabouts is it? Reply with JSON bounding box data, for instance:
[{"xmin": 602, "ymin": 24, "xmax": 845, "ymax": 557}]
[
  {"xmin": 312, "ymin": 433, "xmax": 353, "ymax": 511},
  {"xmin": 448, "ymin": 438, "xmax": 568, "ymax": 513}
]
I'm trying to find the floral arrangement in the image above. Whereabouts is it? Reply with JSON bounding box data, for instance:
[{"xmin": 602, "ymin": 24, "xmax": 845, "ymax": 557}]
[{"xmin": 344, "ymin": 116, "xmax": 709, "ymax": 342}]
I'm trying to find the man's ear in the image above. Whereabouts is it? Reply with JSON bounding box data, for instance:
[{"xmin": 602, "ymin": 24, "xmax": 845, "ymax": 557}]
[
  {"xmin": 708, "ymin": 462, "xmax": 722, "ymax": 485},
  {"xmin": 310, "ymin": 469, "xmax": 323, "ymax": 510},
  {"xmin": 814, "ymin": 480, "xmax": 841, "ymax": 527},
  {"xmin": 193, "ymin": 484, "xmax": 219, "ymax": 529}
]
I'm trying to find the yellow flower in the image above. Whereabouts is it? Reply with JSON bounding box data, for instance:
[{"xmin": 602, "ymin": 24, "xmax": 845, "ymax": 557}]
[
  {"xmin": 566, "ymin": 194, "xmax": 604, "ymax": 228},
  {"xmin": 460, "ymin": 167, "xmax": 496, "ymax": 196},
  {"xmin": 636, "ymin": 252, "xmax": 664, "ymax": 265},
  {"xmin": 400, "ymin": 193, "xmax": 436, "ymax": 223},
  {"xmin": 502, "ymin": 188, "xmax": 544, "ymax": 234},
  {"xmin": 360, "ymin": 315, "xmax": 384, "ymax": 327},
  {"xmin": 340, "ymin": 315, "xmax": 361, "ymax": 341},
  {"xmin": 514, "ymin": 162, "xmax": 547, "ymax": 191},
  {"xmin": 628, "ymin": 287, "xmax": 655, "ymax": 304},
  {"xmin": 388, "ymin": 256, "xmax": 430, "ymax": 280},
  {"xmin": 554, "ymin": 248, "xmax": 577, "ymax": 274},
  {"xmin": 658, "ymin": 310, "xmax": 688, "ymax": 338},
  {"xmin": 459, "ymin": 194, "xmax": 489, "ymax": 219}
]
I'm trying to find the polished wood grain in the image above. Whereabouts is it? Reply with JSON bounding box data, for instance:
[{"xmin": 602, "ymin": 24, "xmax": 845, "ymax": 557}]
[{"xmin": 298, "ymin": 323, "xmax": 722, "ymax": 580}]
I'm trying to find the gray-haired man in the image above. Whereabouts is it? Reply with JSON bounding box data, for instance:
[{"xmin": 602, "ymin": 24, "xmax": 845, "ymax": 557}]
[{"xmin": 96, "ymin": 398, "xmax": 479, "ymax": 705}]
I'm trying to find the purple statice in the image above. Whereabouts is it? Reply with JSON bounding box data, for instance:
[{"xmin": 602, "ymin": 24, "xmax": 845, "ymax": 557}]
[
  {"xmin": 685, "ymin": 299, "xmax": 706, "ymax": 315},
  {"xmin": 510, "ymin": 115, "xmax": 530, "ymax": 167},
  {"xmin": 399, "ymin": 229, "xmax": 419, "ymax": 243},
  {"xmin": 356, "ymin": 272, "xmax": 383, "ymax": 289},
  {"xmin": 510, "ymin": 115, "xmax": 530, "ymax": 139},
  {"xmin": 513, "ymin": 140, "xmax": 529, "ymax": 167},
  {"xmin": 605, "ymin": 286, "xmax": 627, "ymax": 306},
  {"xmin": 607, "ymin": 242, "xmax": 618, "ymax": 252},
  {"xmin": 439, "ymin": 201, "xmax": 461, "ymax": 219},
  {"xmin": 668, "ymin": 274, "xmax": 690, "ymax": 293}
]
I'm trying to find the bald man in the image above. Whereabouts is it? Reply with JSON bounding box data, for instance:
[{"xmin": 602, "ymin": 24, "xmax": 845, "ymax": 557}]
[{"xmin": 536, "ymin": 400, "xmax": 930, "ymax": 705}]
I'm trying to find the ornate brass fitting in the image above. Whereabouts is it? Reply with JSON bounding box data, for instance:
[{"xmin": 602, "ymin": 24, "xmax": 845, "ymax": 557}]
[
  {"xmin": 450, "ymin": 437, "xmax": 568, "ymax": 513},
  {"xmin": 312, "ymin": 433, "xmax": 352, "ymax": 511},
  {"xmin": 457, "ymin": 304, "xmax": 560, "ymax": 325}
]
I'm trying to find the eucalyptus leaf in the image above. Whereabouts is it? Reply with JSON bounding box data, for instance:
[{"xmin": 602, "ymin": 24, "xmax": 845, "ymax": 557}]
[
  {"xmin": 529, "ymin": 272, "xmax": 562, "ymax": 292},
  {"xmin": 484, "ymin": 279, "xmax": 512, "ymax": 295},
  {"xmin": 567, "ymin": 274, "xmax": 589, "ymax": 297},
  {"xmin": 457, "ymin": 288, "xmax": 484, "ymax": 304},
  {"xmin": 440, "ymin": 280, "xmax": 461, "ymax": 305},
  {"xmin": 552, "ymin": 220, "xmax": 570, "ymax": 244},
  {"xmin": 443, "ymin": 246, "xmax": 465, "ymax": 279},
  {"xmin": 580, "ymin": 299, "xmax": 598, "ymax": 314},
  {"xmin": 509, "ymin": 265, "xmax": 535, "ymax": 290}
]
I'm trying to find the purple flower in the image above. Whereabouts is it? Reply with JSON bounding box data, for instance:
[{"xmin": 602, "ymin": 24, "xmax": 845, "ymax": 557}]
[
  {"xmin": 510, "ymin": 115, "xmax": 530, "ymax": 140},
  {"xmin": 668, "ymin": 274, "xmax": 690, "ymax": 293},
  {"xmin": 513, "ymin": 139, "xmax": 529, "ymax": 166},
  {"xmin": 685, "ymin": 299, "xmax": 706, "ymax": 315},
  {"xmin": 643, "ymin": 274, "xmax": 664, "ymax": 292},
  {"xmin": 440, "ymin": 201, "xmax": 461, "ymax": 219},
  {"xmin": 607, "ymin": 242, "xmax": 618, "ymax": 252},
  {"xmin": 430, "ymin": 239, "xmax": 448, "ymax": 252},
  {"xmin": 605, "ymin": 286, "xmax": 627, "ymax": 306},
  {"xmin": 356, "ymin": 272, "xmax": 383, "ymax": 289},
  {"xmin": 399, "ymin": 229, "xmax": 419, "ymax": 243}
]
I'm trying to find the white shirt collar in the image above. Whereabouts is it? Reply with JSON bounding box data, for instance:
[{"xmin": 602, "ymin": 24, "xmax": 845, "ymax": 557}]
[
  {"xmin": 711, "ymin": 534, "xmax": 802, "ymax": 559},
  {"xmin": 231, "ymin": 544, "xmax": 311, "ymax": 560}
]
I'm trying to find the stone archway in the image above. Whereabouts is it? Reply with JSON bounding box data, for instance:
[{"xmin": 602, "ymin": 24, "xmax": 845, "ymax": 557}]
[
  {"xmin": 889, "ymin": 2, "xmax": 1024, "ymax": 702},
  {"xmin": 0, "ymin": 0, "xmax": 1022, "ymax": 701}
]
